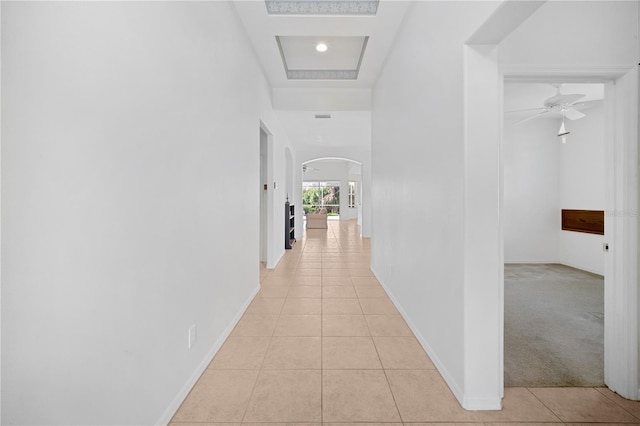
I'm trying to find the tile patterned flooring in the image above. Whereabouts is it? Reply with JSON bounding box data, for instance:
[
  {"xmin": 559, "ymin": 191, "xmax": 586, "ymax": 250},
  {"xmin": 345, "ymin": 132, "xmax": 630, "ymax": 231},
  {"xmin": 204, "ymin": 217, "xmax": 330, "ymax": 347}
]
[{"xmin": 171, "ymin": 220, "xmax": 640, "ymax": 425}]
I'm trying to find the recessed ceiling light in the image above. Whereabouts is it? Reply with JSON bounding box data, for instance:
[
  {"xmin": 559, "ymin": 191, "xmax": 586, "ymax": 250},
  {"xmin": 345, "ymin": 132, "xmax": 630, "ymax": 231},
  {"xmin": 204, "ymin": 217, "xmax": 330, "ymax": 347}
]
[{"xmin": 315, "ymin": 43, "xmax": 328, "ymax": 53}]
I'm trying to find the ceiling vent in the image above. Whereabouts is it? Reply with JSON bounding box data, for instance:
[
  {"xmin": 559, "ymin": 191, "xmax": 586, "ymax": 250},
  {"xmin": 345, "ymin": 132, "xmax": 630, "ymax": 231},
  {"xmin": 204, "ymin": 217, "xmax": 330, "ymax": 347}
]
[{"xmin": 315, "ymin": 114, "xmax": 332, "ymax": 119}]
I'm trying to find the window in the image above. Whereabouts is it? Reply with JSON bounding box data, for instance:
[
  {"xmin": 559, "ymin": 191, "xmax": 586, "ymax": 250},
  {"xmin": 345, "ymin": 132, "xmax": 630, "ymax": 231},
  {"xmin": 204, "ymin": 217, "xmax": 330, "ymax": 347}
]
[
  {"xmin": 348, "ymin": 181, "xmax": 357, "ymax": 208},
  {"xmin": 302, "ymin": 181, "xmax": 340, "ymax": 216}
]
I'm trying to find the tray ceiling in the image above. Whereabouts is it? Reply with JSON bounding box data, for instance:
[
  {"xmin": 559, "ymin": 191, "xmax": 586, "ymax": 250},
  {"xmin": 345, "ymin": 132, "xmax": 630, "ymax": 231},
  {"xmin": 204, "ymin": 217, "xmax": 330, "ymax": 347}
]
[
  {"xmin": 232, "ymin": 0, "xmax": 411, "ymax": 89},
  {"xmin": 277, "ymin": 36, "xmax": 368, "ymax": 80}
]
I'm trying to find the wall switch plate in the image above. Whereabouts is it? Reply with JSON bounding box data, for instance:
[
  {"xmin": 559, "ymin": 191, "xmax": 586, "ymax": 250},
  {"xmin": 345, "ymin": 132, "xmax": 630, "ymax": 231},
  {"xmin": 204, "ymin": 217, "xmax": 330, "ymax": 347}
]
[
  {"xmin": 603, "ymin": 242, "xmax": 610, "ymax": 252},
  {"xmin": 188, "ymin": 324, "xmax": 197, "ymax": 349}
]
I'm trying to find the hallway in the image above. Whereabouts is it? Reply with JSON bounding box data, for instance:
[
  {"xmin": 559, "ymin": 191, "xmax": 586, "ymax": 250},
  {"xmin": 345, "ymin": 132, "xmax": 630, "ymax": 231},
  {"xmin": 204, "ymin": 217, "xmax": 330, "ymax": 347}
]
[{"xmin": 170, "ymin": 220, "xmax": 640, "ymax": 424}]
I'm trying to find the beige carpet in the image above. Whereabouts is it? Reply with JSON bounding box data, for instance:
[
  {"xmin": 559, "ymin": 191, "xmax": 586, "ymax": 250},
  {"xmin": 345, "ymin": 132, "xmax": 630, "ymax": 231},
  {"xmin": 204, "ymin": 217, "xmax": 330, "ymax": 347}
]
[{"xmin": 504, "ymin": 263, "xmax": 604, "ymax": 387}]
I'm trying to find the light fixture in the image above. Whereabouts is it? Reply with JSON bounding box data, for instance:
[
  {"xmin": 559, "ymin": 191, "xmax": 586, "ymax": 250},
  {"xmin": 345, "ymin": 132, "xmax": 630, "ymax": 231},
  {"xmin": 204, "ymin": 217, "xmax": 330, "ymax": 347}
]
[
  {"xmin": 558, "ymin": 113, "xmax": 570, "ymax": 144},
  {"xmin": 315, "ymin": 42, "xmax": 328, "ymax": 53}
]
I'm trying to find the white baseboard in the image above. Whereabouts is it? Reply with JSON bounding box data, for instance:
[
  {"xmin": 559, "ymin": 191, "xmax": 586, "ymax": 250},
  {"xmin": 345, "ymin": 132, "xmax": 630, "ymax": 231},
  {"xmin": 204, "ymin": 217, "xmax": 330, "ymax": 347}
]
[
  {"xmin": 268, "ymin": 249, "xmax": 285, "ymax": 270},
  {"xmin": 463, "ymin": 395, "xmax": 502, "ymax": 410},
  {"xmin": 504, "ymin": 259, "xmax": 558, "ymax": 264},
  {"xmin": 156, "ymin": 284, "xmax": 261, "ymax": 425},
  {"xmin": 370, "ymin": 266, "xmax": 468, "ymax": 410},
  {"xmin": 505, "ymin": 260, "xmax": 604, "ymax": 277},
  {"xmin": 558, "ymin": 261, "xmax": 604, "ymax": 277}
]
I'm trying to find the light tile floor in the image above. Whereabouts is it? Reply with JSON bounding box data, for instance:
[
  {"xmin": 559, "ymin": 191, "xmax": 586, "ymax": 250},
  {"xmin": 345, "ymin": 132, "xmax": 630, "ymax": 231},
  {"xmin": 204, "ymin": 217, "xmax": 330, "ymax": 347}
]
[{"xmin": 171, "ymin": 220, "xmax": 640, "ymax": 425}]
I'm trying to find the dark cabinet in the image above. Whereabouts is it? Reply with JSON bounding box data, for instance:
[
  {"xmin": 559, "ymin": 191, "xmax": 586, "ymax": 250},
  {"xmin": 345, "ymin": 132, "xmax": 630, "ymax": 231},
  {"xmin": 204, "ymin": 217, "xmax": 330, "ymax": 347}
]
[{"xmin": 285, "ymin": 202, "xmax": 296, "ymax": 249}]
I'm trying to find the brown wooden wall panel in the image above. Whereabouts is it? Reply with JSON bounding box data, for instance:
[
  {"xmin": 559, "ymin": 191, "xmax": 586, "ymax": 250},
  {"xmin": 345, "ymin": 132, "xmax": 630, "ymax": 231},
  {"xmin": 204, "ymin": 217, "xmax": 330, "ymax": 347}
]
[{"xmin": 561, "ymin": 209, "xmax": 604, "ymax": 235}]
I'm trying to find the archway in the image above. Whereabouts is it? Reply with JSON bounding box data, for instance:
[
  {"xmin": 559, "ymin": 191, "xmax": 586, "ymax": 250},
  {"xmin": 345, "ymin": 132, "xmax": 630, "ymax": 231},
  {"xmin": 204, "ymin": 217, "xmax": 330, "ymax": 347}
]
[{"xmin": 301, "ymin": 158, "xmax": 363, "ymax": 229}]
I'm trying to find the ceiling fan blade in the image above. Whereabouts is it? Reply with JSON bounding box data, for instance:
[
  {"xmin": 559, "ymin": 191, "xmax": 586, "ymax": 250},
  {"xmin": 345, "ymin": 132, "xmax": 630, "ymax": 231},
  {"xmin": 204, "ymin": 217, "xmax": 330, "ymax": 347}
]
[
  {"xmin": 564, "ymin": 108, "xmax": 586, "ymax": 120},
  {"xmin": 544, "ymin": 93, "xmax": 585, "ymax": 106},
  {"xmin": 513, "ymin": 110, "xmax": 550, "ymax": 125},
  {"xmin": 505, "ymin": 107, "xmax": 547, "ymax": 114},
  {"xmin": 571, "ymin": 99, "xmax": 602, "ymax": 111}
]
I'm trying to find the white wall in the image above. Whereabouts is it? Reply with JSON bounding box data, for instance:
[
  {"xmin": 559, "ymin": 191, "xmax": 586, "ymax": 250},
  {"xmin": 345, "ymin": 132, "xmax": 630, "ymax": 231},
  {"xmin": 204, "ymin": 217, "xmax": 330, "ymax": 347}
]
[
  {"xmin": 1, "ymin": 2, "xmax": 293, "ymax": 424},
  {"xmin": 347, "ymin": 165, "xmax": 362, "ymax": 220},
  {"xmin": 273, "ymin": 88, "xmax": 372, "ymax": 111},
  {"xmin": 371, "ymin": 1, "xmax": 501, "ymax": 408},
  {"xmin": 558, "ymin": 102, "xmax": 606, "ymax": 274},
  {"xmin": 261, "ymin": 118, "xmax": 292, "ymax": 270},
  {"xmin": 498, "ymin": 1, "xmax": 638, "ymax": 66},
  {"xmin": 285, "ymin": 147, "xmax": 294, "ymax": 204},
  {"xmin": 503, "ymin": 103, "xmax": 606, "ymax": 274},
  {"xmin": 503, "ymin": 118, "xmax": 560, "ymax": 263}
]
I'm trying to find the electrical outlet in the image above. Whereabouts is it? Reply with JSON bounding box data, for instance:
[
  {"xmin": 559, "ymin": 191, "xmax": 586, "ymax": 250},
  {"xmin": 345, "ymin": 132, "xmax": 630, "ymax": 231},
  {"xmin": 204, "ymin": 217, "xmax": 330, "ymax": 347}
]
[{"xmin": 188, "ymin": 324, "xmax": 197, "ymax": 349}]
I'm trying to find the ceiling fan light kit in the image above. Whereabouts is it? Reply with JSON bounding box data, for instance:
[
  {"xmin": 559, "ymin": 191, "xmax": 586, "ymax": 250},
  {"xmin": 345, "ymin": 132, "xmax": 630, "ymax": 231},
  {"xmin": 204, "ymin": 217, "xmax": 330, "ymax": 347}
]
[{"xmin": 558, "ymin": 119, "xmax": 570, "ymax": 144}]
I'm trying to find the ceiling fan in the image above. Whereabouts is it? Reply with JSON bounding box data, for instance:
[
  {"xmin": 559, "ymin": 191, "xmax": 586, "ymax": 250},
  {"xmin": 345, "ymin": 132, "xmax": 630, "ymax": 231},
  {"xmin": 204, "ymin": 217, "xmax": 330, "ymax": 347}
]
[
  {"xmin": 302, "ymin": 164, "xmax": 320, "ymax": 173},
  {"xmin": 508, "ymin": 85, "xmax": 588, "ymax": 125}
]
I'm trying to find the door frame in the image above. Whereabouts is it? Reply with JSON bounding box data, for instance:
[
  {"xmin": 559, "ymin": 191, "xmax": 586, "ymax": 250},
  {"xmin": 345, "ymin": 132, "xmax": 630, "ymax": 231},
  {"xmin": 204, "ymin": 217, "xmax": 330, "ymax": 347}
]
[
  {"xmin": 499, "ymin": 64, "xmax": 639, "ymax": 399},
  {"xmin": 259, "ymin": 121, "xmax": 275, "ymax": 269},
  {"xmin": 259, "ymin": 128, "xmax": 267, "ymax": 264},
  {"xmin": 463, "ymin": 43, "xmax": 638, "ymax": 406}
]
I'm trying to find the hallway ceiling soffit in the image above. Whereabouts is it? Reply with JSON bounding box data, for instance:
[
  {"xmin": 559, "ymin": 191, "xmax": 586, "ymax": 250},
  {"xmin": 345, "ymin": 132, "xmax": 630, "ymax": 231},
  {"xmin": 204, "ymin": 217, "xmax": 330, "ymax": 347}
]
[{"xmin": 232, "ymin": 0, "xmax": 411, "ymax": 90}]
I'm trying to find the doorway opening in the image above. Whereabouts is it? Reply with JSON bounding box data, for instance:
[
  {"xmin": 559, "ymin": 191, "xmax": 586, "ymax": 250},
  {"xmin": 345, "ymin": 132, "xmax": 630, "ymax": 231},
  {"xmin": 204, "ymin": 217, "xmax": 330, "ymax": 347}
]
[
  {"xmin": 503, "ymin": 82, "xmax": 606, "ymax": 387},
  {"xmin": 463, "ymin": 31, "xmax": 637, "ymax": 410},
  {"xmin": 301, "ymin": 158, "xmax": 363, "ymax": 232},
  {"xmin": 495, "ymin": 66, "xmax": 638, "ymax": 399}
]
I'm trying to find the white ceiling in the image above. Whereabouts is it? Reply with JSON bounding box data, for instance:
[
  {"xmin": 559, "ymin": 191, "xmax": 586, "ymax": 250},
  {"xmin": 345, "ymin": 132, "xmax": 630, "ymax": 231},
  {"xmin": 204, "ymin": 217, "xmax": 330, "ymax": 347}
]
[{"xmin": 232, "ymin": 0, "xmax": 411, "ymax": 88}]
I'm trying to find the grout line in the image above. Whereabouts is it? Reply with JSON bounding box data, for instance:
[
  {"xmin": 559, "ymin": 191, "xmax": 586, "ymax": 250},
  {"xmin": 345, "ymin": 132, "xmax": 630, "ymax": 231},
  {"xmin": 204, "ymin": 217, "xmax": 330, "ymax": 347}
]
[
  {"xmin": 238, "ymin": 343, "xmax": 271, "ymax": 422},
  {"xmin": 362, "ymin": 284, "xmax": 404, "ymax": 423},
  {"xmin": 240, "ymin": 240, "xmax": 302, "ymax": 423},
  {"xmin": 238, "ymin": 307, "xmax": 277, "ymax": 423},
  {"xmin": 593, "ymin": 386, "xmax": 640, "ymax": 422},
  {"xmin": 524, "ymin": 387, "xmax": 563, "ymax": 422}
]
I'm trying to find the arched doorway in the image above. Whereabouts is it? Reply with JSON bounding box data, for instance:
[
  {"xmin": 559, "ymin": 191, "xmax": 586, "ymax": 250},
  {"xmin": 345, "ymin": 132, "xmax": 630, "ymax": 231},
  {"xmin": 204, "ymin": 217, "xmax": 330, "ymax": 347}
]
[{"xmin": 301, "ymin": 158, "xmax": 363, "ymax": 228}]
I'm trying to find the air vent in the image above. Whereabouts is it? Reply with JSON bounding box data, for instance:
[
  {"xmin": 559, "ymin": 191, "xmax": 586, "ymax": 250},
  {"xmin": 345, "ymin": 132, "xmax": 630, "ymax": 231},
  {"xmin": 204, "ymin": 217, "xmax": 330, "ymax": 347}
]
[{"xmin": 315, "ymin": 114, "xmax": 332, "ymax": 119}]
